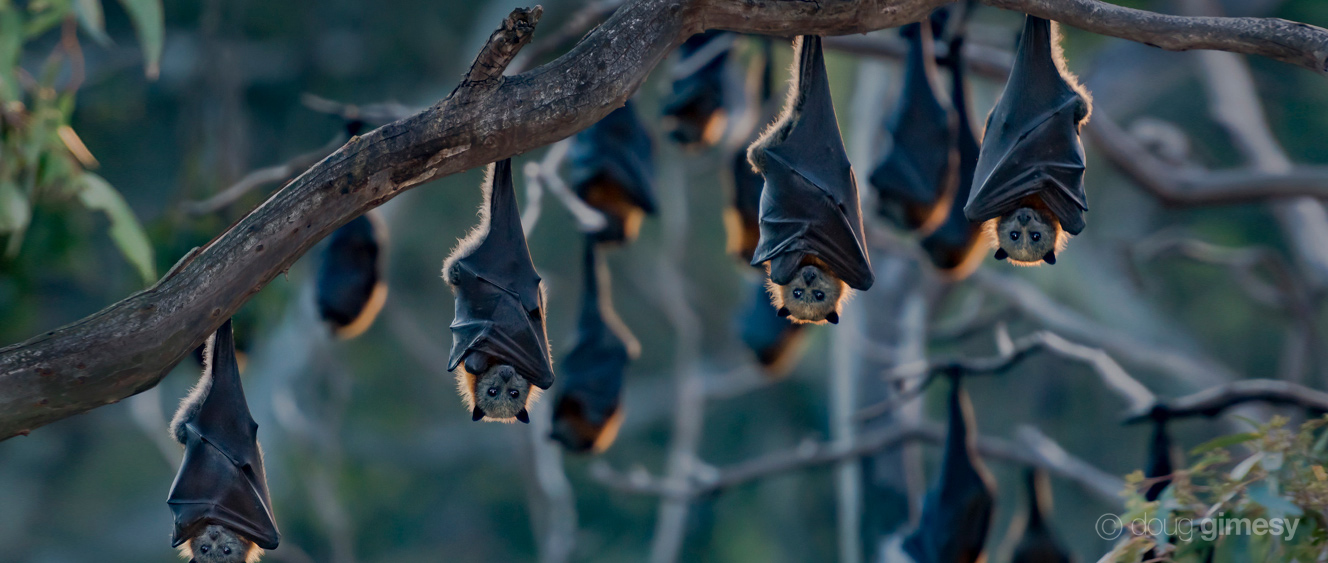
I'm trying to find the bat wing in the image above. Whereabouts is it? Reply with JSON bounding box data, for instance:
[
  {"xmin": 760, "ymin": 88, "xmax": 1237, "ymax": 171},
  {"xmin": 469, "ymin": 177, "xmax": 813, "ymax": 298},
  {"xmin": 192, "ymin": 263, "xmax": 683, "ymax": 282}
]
[
  {"xmin": 316, "ymin": 213, "xmax": 385, "ymax": 330},
  {"xmin": 168, "ymin": 320, "xmax": 280, "ymax": 550},
  {"xmin": 750, "ymin": 36, "xmax": 873, "ymax": 291},
  {"xmin": 903, "ymin": 378, "xmax": 993, "ymax": 563},
  {"xmin": 447, "ymin": 159, "xmax": 554, "ymax": 389},
  {"xmin": 567, "ymin": 100, "xmax": 658, "ymax": 213},
  {"xmin": 555, "ymin": 240, "xmax": 629, "ymax": 420},
  {"xmin": 965, "ymin": 15, "xmax": 1089, "ymax": 235},
  {"xmin": 869, "ymin": 22, "xmax": 957, "ymax": 225},
  {"xmin": 922, "ymin": 35, "xmax": 984, "ymax": 254}
]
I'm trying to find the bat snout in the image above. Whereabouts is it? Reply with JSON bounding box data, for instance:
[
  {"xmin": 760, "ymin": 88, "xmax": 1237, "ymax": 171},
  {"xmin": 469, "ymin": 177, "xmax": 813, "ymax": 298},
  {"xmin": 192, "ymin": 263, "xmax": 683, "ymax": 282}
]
[{"xmin": 801, "ymin": 268, "xmax": 817, "ymax": 284}]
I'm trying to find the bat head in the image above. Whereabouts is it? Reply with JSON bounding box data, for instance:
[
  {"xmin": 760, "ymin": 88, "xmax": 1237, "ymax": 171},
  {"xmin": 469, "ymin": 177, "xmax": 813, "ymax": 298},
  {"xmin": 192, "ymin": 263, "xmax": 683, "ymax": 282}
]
[
  {"xmin": 986, "ymin": 206, "xmax": 1067, "ymax": 266},
  {"xmin": 179, "ymin": 524, "xmax": 262, "ymax": 563},
  {"xmin": 767, "ymin": 263, "xmax": 847, "ymax": 325},
  {"xmin": 460, "ymin": 360, "xmax": 536, "ymax": 424}
]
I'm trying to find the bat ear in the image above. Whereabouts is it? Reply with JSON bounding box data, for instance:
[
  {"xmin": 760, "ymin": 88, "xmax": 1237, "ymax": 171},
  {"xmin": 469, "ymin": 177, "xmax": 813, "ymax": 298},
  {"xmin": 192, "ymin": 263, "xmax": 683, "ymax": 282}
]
[
  {"xmin": 472, "ymin": 407, "xmax": 485, "ymax": 421},
  {"xmin": 516, "ymin": 408, "xmax": 530, "ymax": 424},
  {"xmin": 994, "ymin": 248, "xmax": 1008, "ymax": 261},
  {"xmin": 825, "ymin": 311, "xmax": 840, "ymax": 325},
  {"xmin": 1042, "ymin": 250, "xmax": 1057, "ymax": 265},
  {"xmin": 777, "ymin": 307, "xmax": 791, "ymax": 318}
]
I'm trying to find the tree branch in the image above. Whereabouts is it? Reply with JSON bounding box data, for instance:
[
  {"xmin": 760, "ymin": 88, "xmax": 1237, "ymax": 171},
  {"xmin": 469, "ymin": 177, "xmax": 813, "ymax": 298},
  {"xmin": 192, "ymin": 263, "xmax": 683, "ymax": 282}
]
[
  {"xmin": 1122, "ymin": 378, "xmax": 1328, "ymax": 423},
  {"xmin": 4, "ymin": 0, "xmax": 1328, "ymax": 440}
]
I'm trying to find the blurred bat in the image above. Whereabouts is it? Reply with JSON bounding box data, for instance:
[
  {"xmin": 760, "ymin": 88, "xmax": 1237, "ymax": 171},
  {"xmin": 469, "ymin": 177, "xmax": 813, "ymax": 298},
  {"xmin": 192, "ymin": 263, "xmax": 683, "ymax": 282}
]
[
  {"xmin": 661, "ymin": 30, "xmax": 734, "ymax": 148},
  {"xmin": 1011, "ymin": 468, "xmax": 1074, "ymax": 563},
  {"xmin": 316, "ymin": 211, "xmax": 389, "ymax": 339},
  {"xmin": 567, "ymin": 100, "xmax": 657, "ymax": 244}
]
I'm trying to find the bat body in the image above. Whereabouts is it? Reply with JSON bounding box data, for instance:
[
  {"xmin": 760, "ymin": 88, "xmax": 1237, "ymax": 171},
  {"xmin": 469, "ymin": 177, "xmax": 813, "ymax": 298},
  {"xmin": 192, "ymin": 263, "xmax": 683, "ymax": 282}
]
[
  {"xmin": 919, "ymin": 36, "xmax": 987, "ymax": 281},
  {"xmin": 168, "ymin": 319, "xmax": 279, "ymax": 563},
  {"xmin": 662, "ymin": 31, "xmax": 734, "ymax": 148},
  {"xmin": 316, "ymin": 211, "xmax": 388, "ymax": 339},
  {"xmin": 444, "ymin": 159, "xmax": 554, "ymax": 423},
  {"xmin": 966, "ymin": 16, "xmax": 1091, "ymax": 266},
  {"xmin": 724, "ymin": 149, "xmax": 765, "ymax": 265},
  {"xmin": 869, "ymin": 21, "xmax": 957, "ymax": 235},
  {"xmin": 902, "ymin": 377, "xmax": 994, "ymax": 563},
  {"xmin": 748, "ymin": 35, "xmax": 874, "ymax": 325},
  {"xmin": 1011, "ymin": 469, "xmax": 1073, "ymax": 563},
  {"xmin": 1144, "ymin": 412, "xmax": 1174, "ymax": 502},
  {"xmin": 567, "ymin": 100, "xmax": 657, "ymax": 244},
  {"xmin": 736, "ymin": 276, "xmax": 806, "ymax": 376},
  {"xmin": 550, "ymin": 239, "xmax": 633, "ymax": 453}
]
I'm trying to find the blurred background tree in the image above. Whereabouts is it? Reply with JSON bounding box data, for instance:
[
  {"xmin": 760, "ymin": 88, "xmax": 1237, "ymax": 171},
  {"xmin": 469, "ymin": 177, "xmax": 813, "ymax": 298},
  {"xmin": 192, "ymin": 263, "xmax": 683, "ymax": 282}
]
[{"xmin": 1, "ymin": 0, "xmax": 1327, "ymax": 562}]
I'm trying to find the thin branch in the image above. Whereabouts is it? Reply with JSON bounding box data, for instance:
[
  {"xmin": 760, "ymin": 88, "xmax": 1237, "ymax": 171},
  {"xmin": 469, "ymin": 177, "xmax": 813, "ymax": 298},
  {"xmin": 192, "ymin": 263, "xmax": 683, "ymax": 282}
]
[
  {"xmin": 1015, "ymin": 425, "xmax": 1126, "ymax": 505},
  {"xmin": 300, "ymin": 94, "xmax": 416, "ymax": 125},
  {"xmin": 4, "ymin": 0, "xmax": 1328, "ymax": 440},
  {"xmin": 1122, "ymin": 379, "xmax": 1328, "ymax": 423},
  {"xmin": 1130, "ymin": 232, "xmax": 1302, "ymax": 310},
  {"xmin": 181, "ymin": 134, "xmax": 348, "ymax": 216},
  {"xmin": 857, "ymin": 330, "xmax": 1156, "ymax": 421}
]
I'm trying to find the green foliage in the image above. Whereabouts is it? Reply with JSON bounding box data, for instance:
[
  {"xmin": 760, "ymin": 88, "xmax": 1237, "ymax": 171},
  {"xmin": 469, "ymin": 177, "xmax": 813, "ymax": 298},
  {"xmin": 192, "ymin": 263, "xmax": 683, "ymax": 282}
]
[
  {"xmin": 1107, "ymin": 417, "xmax": 1328, "ymax": 562},
  {"xmin": 0, "ymin": 0, "xmax": 160, "ymax": 284}
]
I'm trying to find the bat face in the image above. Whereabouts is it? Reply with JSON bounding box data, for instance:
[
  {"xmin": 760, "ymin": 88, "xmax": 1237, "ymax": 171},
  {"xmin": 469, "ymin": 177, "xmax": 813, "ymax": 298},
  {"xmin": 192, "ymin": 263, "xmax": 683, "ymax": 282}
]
[
  {"xmin": 459, "ymin": 360, "xmax": 535, "ymax": 424},
  {"xmin": 769, "ymin": 264, "xmax": 845, "ymax": 325},
  {"xmin": 988, "ymin": 207, "xmax": 1062, "ymax": 265},
  {"xmin": 180, "ymin": 525, "xmax": 261, "ymax": 563}
]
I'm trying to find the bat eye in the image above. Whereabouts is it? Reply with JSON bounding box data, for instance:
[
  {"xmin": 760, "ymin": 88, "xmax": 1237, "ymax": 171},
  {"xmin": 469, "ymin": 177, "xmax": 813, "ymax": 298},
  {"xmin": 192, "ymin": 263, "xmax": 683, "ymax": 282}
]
[
  {"xmin": 222, "ymin": 547, "xmax": 232, "ymax": 555},
  {"xmin": 199, "ymin": 546, "xmax": 209, "ymax": 554},
  {"xmin": 487, "ymin": 387, "xmax": 499, "ymax": 397},
  {"xmin": 792, "ymin": 289, "xmax": 804, "ymax": 298},
  {"xmin": 1031, "ymin": 232, "xmax": 1041, "ymax": 242},
  {"xmin": 813, "ymin": 290, "xmax": 825, "ymax": 301},
  {"xmin": 508, "ymin": 389, "xmax": 520, "ymax": 399},
  {"xmin": 1009, "ymin": 231, "xmax": 1019, "ymax": 241}
]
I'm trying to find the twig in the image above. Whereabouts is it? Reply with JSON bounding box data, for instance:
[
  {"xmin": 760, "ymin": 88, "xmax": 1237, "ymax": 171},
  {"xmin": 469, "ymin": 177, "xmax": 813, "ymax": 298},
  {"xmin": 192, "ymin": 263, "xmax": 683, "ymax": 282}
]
[
  {"xmin": 523, "ymin": 139, "xmax": 607, "ymax": 233},
  {"xmin": 300, "ymin": 94, "xmax": 416, "ymax": 124},
  {"xmin": 181, "ymin": 134, "xmax": 348, "ymax": 216},
  {"xmin": 1122, "ymin": 379, "xmax": 1328, "ymax": 423},
  {"xmin": 1015, "ymin": 425, "xmax": 1126, "ymax": 504}
]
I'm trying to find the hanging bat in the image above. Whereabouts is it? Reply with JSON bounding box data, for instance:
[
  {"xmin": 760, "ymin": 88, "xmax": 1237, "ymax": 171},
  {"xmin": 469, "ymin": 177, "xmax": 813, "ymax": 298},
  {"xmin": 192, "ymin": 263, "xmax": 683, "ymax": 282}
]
[
  {"xmin": 1011, "ymin": 468, "xmax": 1074, "ymax": 563},
  {"xmin": 748, "ymin": 35, "xmax": 874, "ymax": 325},
  {"xmin": 443, "ymin": 159, "xmax": 554, "ymax": 424},
  {"xmin": 919, "ymin": 34, "xmax": 987, "ymax": 281},
  {"xmin": 316, "ymin": 211, "xmax": 389, "ymax": 339},
  {"xmin": 168, "ymin": 319, "xmax": 279, "ymax": 563},
  {"xmin": 567, "ymin": 100, "xmax": 658, "ymax": 244},
  {"xmin": 661, "ymin": 30, "xmax": 735, "ymax": 148},
  {"xmin": 550, "ymin": 238, "xmax": 636, "ymax": 453},
  {"xmin": 735, "ymin": 276, "xmax": 806, "ymax": 377},
  {"xmin": 965, "ymin": 15, "xmax": 1091, "ymax": 266},
  {"xmin": 868, "ymin": 20, "xmax": 957, "ymax": 235},
  {"xmin": 902, "ymin": 375, "xmax": 994, "ymax": 563},
  {"xmin": 1143, "ymin": 409, "xmax": 1174, "ymax": 502}
]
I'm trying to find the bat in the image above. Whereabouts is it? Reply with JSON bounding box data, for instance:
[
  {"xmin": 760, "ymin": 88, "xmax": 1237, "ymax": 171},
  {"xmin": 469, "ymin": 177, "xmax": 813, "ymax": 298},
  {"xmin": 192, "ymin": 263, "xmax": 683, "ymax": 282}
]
[
  {"xmin": 550, "ymin": 238, "xmax": 635, "ymax": 453},
  {"xmin": 567, "ymin": 100, "xmax": 658, "ymax": 244},
  {"xmin": 965, "ymin": 15, "xmax": 1091, "ymax": 266},
  {"xmin": 902, "ymin": 376, "xmax": 994, "ymax": 563},
  {"xmin": 735, "ymin": 276, "xmax": 806, "ymax": 377},
  {"xmin": 316, "ymin": 211, "xmax": 389, "ymax": 339},
  {"xmin": 662, "ymin": 30, "xmax": 735, "ymax": 148},
  {"xmin": 748, "ymin": 35, "xmax": 874, "ymax": 325},
  {"xmin": 868, "ymin": 20, "xmax": 958, "ymax": 235},
  {"xmin": 1144, "ymin": 411, "xmax": 1174, "ymax": 502},
  {"xmin": 443, "ymin": 159, "xmax": 554, "ymax": 423},
  {"xmin": 919, "ymin": 33, "xmax": 987, "ymax": 281},
  {"xmin": 1011, "ymin": 468, "xmax": 1074, "ymax": 563},
  {"xmin": 168, "ymin": 319, "xmax": 279, "ymax": 563}
]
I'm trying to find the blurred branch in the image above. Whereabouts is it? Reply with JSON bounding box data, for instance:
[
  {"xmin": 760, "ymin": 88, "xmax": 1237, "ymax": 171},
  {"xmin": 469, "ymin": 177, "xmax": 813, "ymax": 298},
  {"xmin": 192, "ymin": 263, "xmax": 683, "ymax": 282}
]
[
  {"xmin": 5, "ymin": 0, "xmax": 1328, "ymax": 440},
  {"xmin": 857, "ymin": 330, "xmax": 1156, "ymax": 421},
  {"xmin": 823, "ymin": 35, "xmax": 1013, "ymax": 81},
  {"xmin": 591, "ymin": 421, "xmax": 1125, "ymax": 507},
  {"xmin": 1122, "ymin": 379, "xmax": 1328, "ymax": 423},
  {"xmin": 521, "ymin": 400, "xmax": 579, "ymax": 563},
  {"xmin": 1130, "ymin": 232, "xmax": 1297, "ymax": 310},
  {"xmin": 300, "ymin": 94, "xmax": 417, "ymax": 125},
  {"xmin": 181, "ymin": 134, "xmax": 348, "ymax": 216},
  {"xmin": 522, "ymin": 139, "xmax": 607, "ymax": 233}
]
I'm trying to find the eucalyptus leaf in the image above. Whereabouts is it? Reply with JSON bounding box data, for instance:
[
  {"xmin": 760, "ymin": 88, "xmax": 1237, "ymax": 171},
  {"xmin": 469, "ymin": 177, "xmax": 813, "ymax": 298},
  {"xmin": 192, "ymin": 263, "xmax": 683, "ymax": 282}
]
[
  {"xmin": 1230, "ymin": 452, "xmax": 1264, "ymax": 481},
  {"xmin": 1191, "ymin": 432, "xmax": 1260, "ymax": 456},
  {"xmin": 0, "ymin": 7, "xmax": 23, "ymax": 100},
  {"xmin": 0, "ymin": 180, "xmax": 31, "ymax": 256},
  {"xmin": 73, "ymin": 0, "xmax": 111, "ymax": 46},
  {"xmin": 115, "ymin": 0, "xmax": 162, "ymax": 79},
  {"xmin": 77, "ymin": 173, "xmax": 156, "ymax": 284}
]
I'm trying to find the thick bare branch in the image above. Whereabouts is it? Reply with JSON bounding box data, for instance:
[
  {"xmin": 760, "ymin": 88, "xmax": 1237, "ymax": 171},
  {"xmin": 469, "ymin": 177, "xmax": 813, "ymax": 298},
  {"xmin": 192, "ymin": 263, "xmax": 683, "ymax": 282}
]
[{"xmin": 4, "ymin": 0, "xmax": 1328, "ymax": 440}]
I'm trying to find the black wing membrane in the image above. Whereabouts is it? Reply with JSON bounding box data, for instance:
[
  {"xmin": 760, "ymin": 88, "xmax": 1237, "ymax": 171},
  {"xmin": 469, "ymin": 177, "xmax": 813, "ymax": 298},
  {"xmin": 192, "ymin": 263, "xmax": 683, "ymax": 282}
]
[
  {"xmin": 168, "ymin": 319, "xmax": 280, "ymax": 550},
  {"xmin": 902, "ymin": 377, "xmax": 994, "ymax": 563},
  {"xmin": 1011, "ymin": 469, "xmax": 1074, "ymax": 563},
  {"xmin": 316, "ymin": 212, "xmax": 388, "ymax": 339},
  {"xmin": 567, "ymin": 99, "xmax": 658, "ymax": 214},
  {"xmin": 749, "ymin": 36, "xmax": 874, "ymax": 291},
  {"xmin": 920, "ymin": 34, "xmax": 986, "ymax": 275},
  {"xmin": 447, "ymin": 159, "xmax": 556, "ymax": 389},
  {"xmin": 869, "ymin": 20, "xmax": 957, "ymax": 233},
  {"xmin": 550, "ymin": 239, "xmax": 632, "ymax": 453},
  {"xmin": 661, "ymin": 30, "xmax": 734, "ymax": 147},
  {"xmin": 964, "ymin": 15, "xmax": 1089, "ymax": 235}
]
